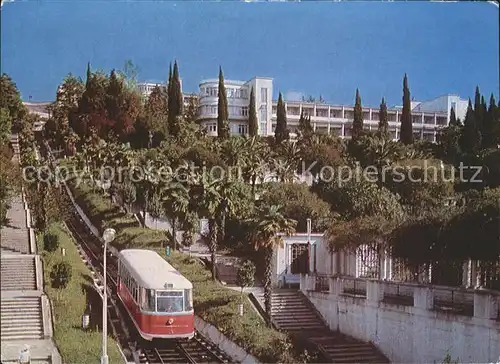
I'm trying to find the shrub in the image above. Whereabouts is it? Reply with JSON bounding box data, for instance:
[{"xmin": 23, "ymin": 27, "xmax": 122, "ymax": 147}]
[
  {"xmin": 50, "ymin": 261, "xmax": 72, "ymax": 289},
  {"xmin": 237, "ymin": 260, "xmax": 256, "ymax": 294},
  {"xmin": 44, "ymin": 233, "xmax": 60, "ymax": 252}
]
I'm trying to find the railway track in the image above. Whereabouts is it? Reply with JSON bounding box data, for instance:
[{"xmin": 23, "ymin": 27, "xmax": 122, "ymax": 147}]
[{"xmin": 42, "ymin": 141, "xmax": 233, "ymax": 364}]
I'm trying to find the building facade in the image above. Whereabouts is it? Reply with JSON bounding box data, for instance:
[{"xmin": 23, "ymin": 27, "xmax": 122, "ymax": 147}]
[
  {"xmin": 197, "ymin": 77, "xmax": 273, "ymax": 137},
  {"xmin": 139, "ymin": 78, "xmax": 469, "ymax": 143}
]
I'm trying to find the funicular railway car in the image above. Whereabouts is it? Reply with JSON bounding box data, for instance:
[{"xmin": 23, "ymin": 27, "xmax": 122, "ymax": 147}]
[{"xmin": 117, "ymin": 249, "xmax": 195, "ymax": 340}]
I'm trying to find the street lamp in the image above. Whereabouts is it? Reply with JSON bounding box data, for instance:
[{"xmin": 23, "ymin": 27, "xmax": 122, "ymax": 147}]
[{"xmin": 101, "ymin": 228, "xmax": 116, "ymax": 364}]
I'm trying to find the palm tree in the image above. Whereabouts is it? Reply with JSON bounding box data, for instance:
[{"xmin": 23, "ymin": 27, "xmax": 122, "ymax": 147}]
[
  {"xmin": 247, "ymin": 205, "xmax": 297, "ymax": 322},
  {"xmin": 161, "ymin": 181, "xmax": 190, "ymax": 250},
  {"xmin": 189, "ymin": 173, "xmax": 239, "ymax": 280},
  {"xmin": 242, "ymin": 136, "xmax": 270, "ymax": 196},
  {"xmin": 272, "ymin": 140, "xmax": 301, "ymax": 183}
]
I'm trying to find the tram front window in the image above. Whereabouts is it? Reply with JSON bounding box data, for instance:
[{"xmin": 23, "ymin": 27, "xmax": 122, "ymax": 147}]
[{"xmin": 156, "ymin": 291, "xmax": 184, "ymax": 313}]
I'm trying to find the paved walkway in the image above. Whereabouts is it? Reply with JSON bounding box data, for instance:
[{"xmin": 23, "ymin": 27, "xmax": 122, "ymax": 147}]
[{"xmin": 0, "ymin": 194, "xmax": 61, "ymax": 364}]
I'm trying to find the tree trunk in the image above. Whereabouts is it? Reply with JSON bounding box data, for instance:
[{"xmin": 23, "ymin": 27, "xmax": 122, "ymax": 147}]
[
  {"xmin": 251, "ymin": 174, "xmax": 257, "ymax": 197},
  {"xmin": 263, "ymin": 246, "xmax": 273, "ymax": 326},
  {"xmin": 171, "ymin": 218, "xmax": 177, "ymax": 250},
  {"xmin": 209, "ymin": 219, "xmax": 218, "ymax": 281},
  {"xmin": 142, "ymin": 189, "xmax": 149, "ymax": 227}
]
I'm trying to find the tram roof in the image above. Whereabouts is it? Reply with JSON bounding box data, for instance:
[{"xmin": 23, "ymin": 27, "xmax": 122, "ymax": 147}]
[{"xmin": 119, "ymin": 249, "xmax": 192, "ymax": 290}]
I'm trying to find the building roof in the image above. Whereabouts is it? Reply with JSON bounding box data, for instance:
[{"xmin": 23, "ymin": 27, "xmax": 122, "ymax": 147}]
[{"xmin": 119, "ymin": 249, "xmax": 192, "ymax": 290}]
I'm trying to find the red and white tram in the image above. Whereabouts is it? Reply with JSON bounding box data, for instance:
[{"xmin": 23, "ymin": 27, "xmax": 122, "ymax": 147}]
[{"xmin": 117, "ymin": 249, "xmax": 195, "ymax": 340}]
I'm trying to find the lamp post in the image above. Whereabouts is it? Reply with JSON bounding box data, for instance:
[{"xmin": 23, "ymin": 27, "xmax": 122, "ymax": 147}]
[{"xmin": 101, "ymin": 228, "xmax": 116, "ymax": 364}]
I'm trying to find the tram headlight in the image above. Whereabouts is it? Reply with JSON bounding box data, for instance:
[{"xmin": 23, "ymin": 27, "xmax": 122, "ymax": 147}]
[{"xmin": 167, "ymin": 318, "xmax": 174, "ymax": 325}]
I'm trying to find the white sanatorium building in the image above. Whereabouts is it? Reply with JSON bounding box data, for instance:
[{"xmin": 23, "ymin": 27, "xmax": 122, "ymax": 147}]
[{"xmin": 137, "ymin": 77, "xmax": 468, "ymax": 142}]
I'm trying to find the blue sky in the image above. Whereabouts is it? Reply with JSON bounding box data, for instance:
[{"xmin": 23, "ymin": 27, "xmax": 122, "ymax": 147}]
[{"xmin": 1, "ymin": 1, "xmax": 498, "ymax": 107}]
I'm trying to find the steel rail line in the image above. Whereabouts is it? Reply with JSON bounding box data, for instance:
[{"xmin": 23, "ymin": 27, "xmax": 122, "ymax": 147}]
[{"xmin": 41, "ymin": 141, "xmax": 233, "ymax": 364}]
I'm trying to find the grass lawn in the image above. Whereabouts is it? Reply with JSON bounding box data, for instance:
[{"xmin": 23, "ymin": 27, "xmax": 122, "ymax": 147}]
[
  {"xmin": 69, "ymin": 180, "xmax": 309, "ymax": 363},
  {"xmin": 38, "ymin": 222, "xmax": 124, "ymax": 364}
]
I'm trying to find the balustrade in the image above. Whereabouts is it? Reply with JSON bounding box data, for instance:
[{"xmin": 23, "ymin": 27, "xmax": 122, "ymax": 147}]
[{"xmin": 301, "ymin": 273, "xmax": 499, "ymax": 320}]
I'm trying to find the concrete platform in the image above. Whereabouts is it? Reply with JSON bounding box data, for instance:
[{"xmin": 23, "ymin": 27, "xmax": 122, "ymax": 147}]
[
  {"xmin": 1, "ymin": 339, "xmax": 59, "ymax": 364},
  {"xmin": 0, "ymin": 195, "xmax": 61, "ymax": 364}
]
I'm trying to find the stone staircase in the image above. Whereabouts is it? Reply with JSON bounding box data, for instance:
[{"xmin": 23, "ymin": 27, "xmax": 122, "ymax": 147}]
[
  {"xmin": 253, "ymin": 289, "xmax": 389, "ymax": 363},
  {"xmin": 1, "ymin": 256, "xmax": 37, "ymax": 291},
  {"xmin": 0, "ymin": 296, "xmax": 44, "ymax": 341}
]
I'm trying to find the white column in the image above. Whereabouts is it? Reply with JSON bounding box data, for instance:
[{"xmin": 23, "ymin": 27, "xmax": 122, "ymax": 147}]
[
  {"xmin": 474, "ymin": 292, "xmax": 498, "ymax": 320},
  {"xmin": 414, "ymin": 286, "xmax": 434, "ymax": 310}
]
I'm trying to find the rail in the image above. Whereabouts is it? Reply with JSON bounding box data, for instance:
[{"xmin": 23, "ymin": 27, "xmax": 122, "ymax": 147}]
[{"xmin": 42, "ymin": 140, "xmax": 233, "ymax": 364}]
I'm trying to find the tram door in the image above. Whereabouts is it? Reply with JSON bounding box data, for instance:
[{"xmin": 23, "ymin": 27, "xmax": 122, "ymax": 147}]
[{"xmin": 290, "ymin": 244, "xmax": 309, "ymax": 274}]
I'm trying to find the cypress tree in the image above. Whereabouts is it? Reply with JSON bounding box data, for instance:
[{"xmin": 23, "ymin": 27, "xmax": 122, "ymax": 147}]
[
  {"xmin": 400, "ymin": 73, "xmax": 413, "ymax": 145},
  {"xmin": 274, "ymin": 92, "xmax": 289, "ymax": 144},
  {"xmin": 86, "ymin": 62, "xmax": 92, "ymax": 87},
  {"xmin": 248, "ymin": 87, "xmax": 258, "ymax": 137},
  {"xmin": 217, "ymin": 67, "xmax": 230, "ymax": 140},
  {"xmin": 459, "ymin": 99, "xmax": 482, "ymax": 154},
  {"xmin": 298, "ymin": 110, "xmax": 313, "ymax": 138},
  {"xmin": 473, "ymin": 86, "xmax": 485, "ymax": 133},
  {"xmin": 378, "ymin": 97, "xmax": 389, "ymax": 136},
  {"xmin": 352, "ymin": 89, "xmax": 363, "ymax": 141},
  {"xmin": 483, "ymin": 93, "xmax": 499, "ymax": 148},
  {"xmin": 449, "ymin": 107, "xmax": 458, "ymax": 127},
  {"xmin": 167, "ymin": 61, "xmax": 183, "ymax": 137}
]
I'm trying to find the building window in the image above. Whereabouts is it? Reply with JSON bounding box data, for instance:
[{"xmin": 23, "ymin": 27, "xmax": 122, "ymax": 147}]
[
  {"xmin": 316, "ymin": 109, "xmax": 328, "ymax": 117},
  {"xmin": 206, "ymin": 123, "xmax": 217, "ymax": 132},
  {"xmin": 227, "ymin": 88, "xmax": 235, "ymax": 98},
  {"xmin": 208, "ymin": 87, "xmax": 218, "ymax": 97},
  {"xmin": 260, "ymin": 123, "xmax": 267, "ymax": 134},
  {"xmin": 260, "ymin": 106, "xmax": 267, "ymax": 121},
  {"xmin": 261, "ymin": 88, "xmax": 268, "ymax": 103},
  {"xmin": 242, "ymin": 107, "xmax": 248, "ymax": 117},
  {"xmin": 240, "ymin": 89, "xmax": 248, "ymax": 99},
  {"xmin": 303, "ymin": 108, "xmax": 312, "ymax": 117},
  {"xmin": 238, "ymin": 124, "xmax": 248, "ymax": 135}
]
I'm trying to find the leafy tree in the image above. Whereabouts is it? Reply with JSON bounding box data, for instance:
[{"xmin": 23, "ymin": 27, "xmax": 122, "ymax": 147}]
[
  {"xmin": 315, "ymin": 178, "xmax": 403, "ymax": 221},
  {"xmin": 352, "ymin": 89, "xmax": 363, "ymax": 141},
  {"xmin": 247, "ymin": 205, "xmax": 296, "ymax": 321},
  {"xmin": 0, "ymin": 73, "xmax": 27, "ymax": 133},
  {"xmin": 260, "ymin": 182, "xmax": 331, "ymax": 232},
  {"xmin": 437, "ymin": 123, "xmax": 462, "ymax": 164},
  {"xmin": 137, "ymin": 85, "xmax": 168, "ymax": 148},
  {"xmin": 76, "ymin": 64, "xmax": 110, "ymax": 140},
  {"xmin": 106, "ymin": 70, "xmax": 139, "ymax": 141},
  {"xmin": 148, "ymin": 192, "xmax": 163, "ymax": 229},
  {"xmin": 248, "ymin": 87, "xmax": 258, "ymax": 137},
  {"xmin": 378, "ymin": 97, "xmax": 389, "ymax": 136},
  {"xmin": 400, "ymin": 73, "xmax": 413, "ymax": 145},
  {"xmin": 217, "ymin": 67, "xmax": 230, "ymax": 140},
  {"xmin": 237, "ymin": 260, "xmax": 256, "ymax": 295},
  {"xmin": 274, "ymin": 92, "xmax": 289, "ymax": 144},
  {"xmin": 183, "ymin": 94, "xmax": 199, "ymax": 124},
  {"xmin": 50, "ymin": 261, "xmax": 73, "ymax": 289},
  {"xmin": 0, "ymin": 108, "xmax": 12, "ymax": 147},
  {"xmin": 299, "ymin": 134, "xmax": 345, "ymax": 179},
  {"xmin": 167, "ymin": 61, "xmax": 183, "ymax": 137}
]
